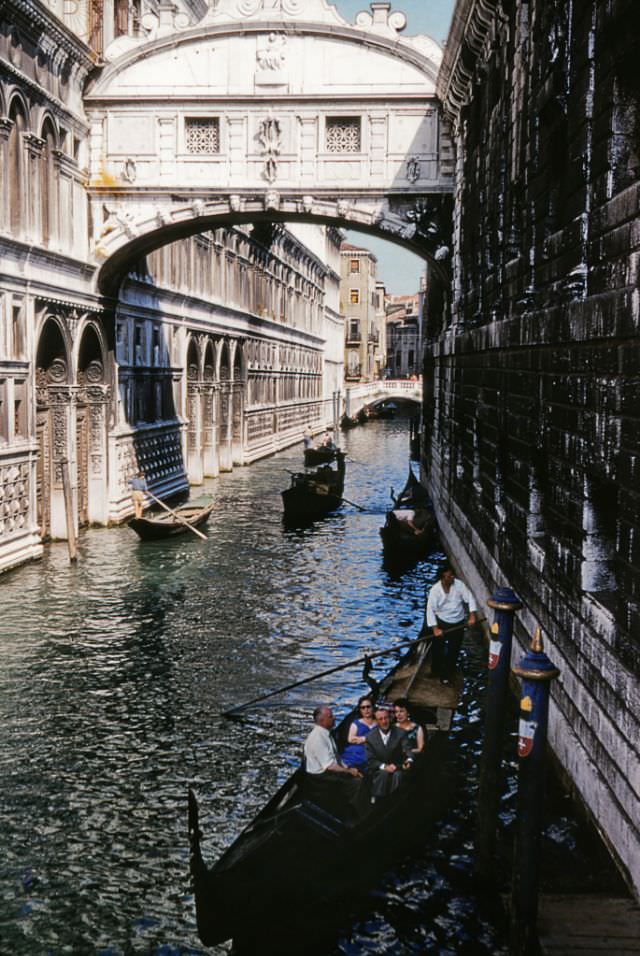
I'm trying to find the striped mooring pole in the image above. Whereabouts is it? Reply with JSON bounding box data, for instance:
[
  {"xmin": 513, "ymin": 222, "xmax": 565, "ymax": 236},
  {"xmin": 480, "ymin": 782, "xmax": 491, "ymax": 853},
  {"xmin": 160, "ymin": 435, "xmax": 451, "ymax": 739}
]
[
  {"xmin": 475, "ymin": 586, "xmax": 522, "ymax": 884},
  {"xmin": 510, "ymin": 628, "xmax": 560, "ymax": 955}
]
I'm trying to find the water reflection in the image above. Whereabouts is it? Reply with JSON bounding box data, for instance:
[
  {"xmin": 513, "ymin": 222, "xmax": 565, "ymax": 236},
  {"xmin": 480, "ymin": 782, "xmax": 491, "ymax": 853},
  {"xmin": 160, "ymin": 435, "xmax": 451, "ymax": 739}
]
[{"xmin": 0, "ymin": 419, "xmax": 505, "ymax": 954}]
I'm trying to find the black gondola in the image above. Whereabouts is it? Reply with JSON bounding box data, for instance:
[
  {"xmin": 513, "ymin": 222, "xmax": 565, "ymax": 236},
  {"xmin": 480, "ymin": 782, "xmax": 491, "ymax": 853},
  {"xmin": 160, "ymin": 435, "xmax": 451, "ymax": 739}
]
[
  {"xmin": 380, "ymin": 467, "xmax": 437, "ymax": 558},
  {"xmin": 128, "ymin": 502, "xmax": 214, "ymax": 540},
  {"xmin": 188, "ymin": 637, "xmax": 461, "ymax": 951},
  {"xmin": 281, "ymin": 450, "xmax": 346, "ymax": 521},
  {"xmin": 303, "ymin": 445, "xmax": 337, "ymax": 467}
]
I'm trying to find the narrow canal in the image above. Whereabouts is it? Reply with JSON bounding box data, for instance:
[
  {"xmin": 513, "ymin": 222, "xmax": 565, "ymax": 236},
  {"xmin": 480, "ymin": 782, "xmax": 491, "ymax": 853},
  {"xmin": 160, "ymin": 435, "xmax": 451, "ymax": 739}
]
[{"xmin": 3, "ymin": 417, "xmax": 603, "ymax": 955}]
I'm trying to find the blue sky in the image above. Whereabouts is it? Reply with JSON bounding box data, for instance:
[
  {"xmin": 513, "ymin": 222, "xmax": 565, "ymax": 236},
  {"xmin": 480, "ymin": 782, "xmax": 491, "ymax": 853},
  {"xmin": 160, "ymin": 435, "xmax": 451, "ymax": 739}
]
[
  {"xmin": 336, "ymin": 0, "xmax": 455, "ymax": 293},
  {"xmin": 334, "ymin": 0, "xmax": 454, "ymax": 44}
]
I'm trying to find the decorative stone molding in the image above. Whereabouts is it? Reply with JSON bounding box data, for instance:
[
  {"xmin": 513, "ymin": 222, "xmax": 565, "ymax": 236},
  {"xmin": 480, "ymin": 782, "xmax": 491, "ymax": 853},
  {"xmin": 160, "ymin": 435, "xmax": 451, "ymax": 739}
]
[
  {"xmin": 437, "ymin": 0, "xmax": 498, "ymax": 120},
  {"xmin": 258, "ymin": 114, "xmax": 282, "ymax": 183}
]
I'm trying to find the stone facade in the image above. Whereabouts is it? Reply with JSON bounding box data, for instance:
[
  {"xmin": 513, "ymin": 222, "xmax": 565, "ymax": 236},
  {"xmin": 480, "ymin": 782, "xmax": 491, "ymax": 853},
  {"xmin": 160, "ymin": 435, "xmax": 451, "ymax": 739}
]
[
  {"xmin": 340, "ymin": 243, "xmax": 384, "ymax": 381},
  {"xmin": 385, "ymin": 287, "xmax": 424, "ymax": 379},
  {"xmin": 0, "ymin": 0, "xmax": 345, "ymax": 570},
  {"xmin": 431, "ymin": 0, "xmax": 640, "ymax": 895}
]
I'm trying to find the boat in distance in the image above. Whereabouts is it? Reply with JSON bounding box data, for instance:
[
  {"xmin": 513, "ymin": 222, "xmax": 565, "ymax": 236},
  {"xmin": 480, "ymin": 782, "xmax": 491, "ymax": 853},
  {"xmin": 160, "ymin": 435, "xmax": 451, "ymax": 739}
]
[
  {"xmin": 188, "ymin": 636, "xmax": 461, "ymax": 951},
  {"xmin": 128, "ymin": 502, "xmax": 214, "ymax": 540},
  {"xmin": 380, "ymin": 466, "xmax": 438, "ymax": 559},
  {"xmin": 281, "ymin": 450, "xmax": 346, "ymax": 521},
  {"xmin": 303, "ymin": 445, "xmax": 338, "ymax": 467}
]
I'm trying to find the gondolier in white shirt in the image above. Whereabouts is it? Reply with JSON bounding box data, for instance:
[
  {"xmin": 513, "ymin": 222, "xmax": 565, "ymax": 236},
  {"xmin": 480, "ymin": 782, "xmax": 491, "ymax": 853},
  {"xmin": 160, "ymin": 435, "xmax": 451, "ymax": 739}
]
[{"xmin": 426, "ymin": 566, "xmax": 477, "ymax": 685}]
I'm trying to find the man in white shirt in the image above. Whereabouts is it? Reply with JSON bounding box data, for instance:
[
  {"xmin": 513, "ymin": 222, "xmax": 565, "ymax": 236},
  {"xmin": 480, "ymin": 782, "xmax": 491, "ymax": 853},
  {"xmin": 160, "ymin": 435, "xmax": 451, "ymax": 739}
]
[
  {"xmin": 426, "ymin": 566, "xmax": 478, "ymax": 685},
  {"xmin": 303, "ymin": 705, "xmax": 367, "ymax": 819}
]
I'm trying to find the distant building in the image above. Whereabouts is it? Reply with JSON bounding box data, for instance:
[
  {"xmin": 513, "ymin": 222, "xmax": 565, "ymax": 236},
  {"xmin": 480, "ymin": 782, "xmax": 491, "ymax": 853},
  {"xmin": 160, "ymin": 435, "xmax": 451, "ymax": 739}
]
[
  {"xmin": 385, "ymin": 291, "xmax": 422, "ymax": 378},
  {"xmin": 340, "ymin": 243, "xmax": 383, "ymax": 382}
]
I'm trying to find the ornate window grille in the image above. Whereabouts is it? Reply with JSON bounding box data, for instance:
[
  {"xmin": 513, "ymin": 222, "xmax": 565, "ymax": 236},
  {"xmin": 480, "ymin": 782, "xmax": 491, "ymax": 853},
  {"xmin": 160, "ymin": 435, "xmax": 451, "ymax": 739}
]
[
  {"xmin": 185, "ymin": 118, "xmax": 220, "ymax": 154},
  {"xmin": 325, "ymin": 117, "xmax": 361, "ymax": 153}
]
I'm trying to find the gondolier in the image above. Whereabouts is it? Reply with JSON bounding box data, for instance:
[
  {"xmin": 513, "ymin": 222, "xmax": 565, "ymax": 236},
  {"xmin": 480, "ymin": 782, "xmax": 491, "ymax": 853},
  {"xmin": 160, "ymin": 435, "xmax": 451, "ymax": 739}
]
[
  {"xmin": 426, "ymin": 566, "xmax": 477, "ymax": 685},
  {"xmin": 129, "ymin": 471, "xmax": 147, "ymax": 519}
]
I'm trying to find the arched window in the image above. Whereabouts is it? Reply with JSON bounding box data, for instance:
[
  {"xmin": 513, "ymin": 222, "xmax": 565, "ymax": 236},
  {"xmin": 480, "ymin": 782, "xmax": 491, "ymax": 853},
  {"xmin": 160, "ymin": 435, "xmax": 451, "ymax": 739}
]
[
  {"xmin": 8, "ymin": 99, "xmax": 26, "ymax": 236},
  {"xmin": 40, "ymin": 118, "xmax": 57, "ymax": 248}
]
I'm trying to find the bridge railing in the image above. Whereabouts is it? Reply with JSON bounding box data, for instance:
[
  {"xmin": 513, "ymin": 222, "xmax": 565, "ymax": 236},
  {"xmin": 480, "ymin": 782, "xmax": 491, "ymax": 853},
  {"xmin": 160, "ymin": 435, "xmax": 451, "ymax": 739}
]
[{"xmin": 343, "ymin": 378, "xmax": 422, "ymax": 416}]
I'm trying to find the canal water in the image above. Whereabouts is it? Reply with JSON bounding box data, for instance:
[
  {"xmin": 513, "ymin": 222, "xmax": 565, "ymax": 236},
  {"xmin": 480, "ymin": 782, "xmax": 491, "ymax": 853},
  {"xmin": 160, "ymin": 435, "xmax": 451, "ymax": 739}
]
[{"xmin": 0, "ymin": 418, "xmax": 614, "ymax": 955}]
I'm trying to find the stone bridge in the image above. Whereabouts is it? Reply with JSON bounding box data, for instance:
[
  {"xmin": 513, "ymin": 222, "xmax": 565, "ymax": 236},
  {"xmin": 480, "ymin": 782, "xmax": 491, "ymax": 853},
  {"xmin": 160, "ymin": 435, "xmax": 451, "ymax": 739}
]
[
  {"xmin": 344, "ymin": 378, "xmax": 422, "ymax": 418},
  {"xmin": 84, "ymin": 0, "xmax": 454, "ymax": 294}
]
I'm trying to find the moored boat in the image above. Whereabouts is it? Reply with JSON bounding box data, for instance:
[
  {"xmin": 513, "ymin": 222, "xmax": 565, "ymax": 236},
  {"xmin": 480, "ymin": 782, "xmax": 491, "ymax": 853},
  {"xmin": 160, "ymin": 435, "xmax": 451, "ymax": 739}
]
[
  {"xmin": 282, "ymin": 450, "xmax": 346, "ymax": 521},
  {"xmin": 188, "ymin": 635, "xmax": 461, "ymax": 951},
  {"xmin": 128, "ymin": 502, "xmax": 214, "ymax": 540},
  {"xmin": 381, "ymin": 467, "xmax": 437, "ymax": 559}
]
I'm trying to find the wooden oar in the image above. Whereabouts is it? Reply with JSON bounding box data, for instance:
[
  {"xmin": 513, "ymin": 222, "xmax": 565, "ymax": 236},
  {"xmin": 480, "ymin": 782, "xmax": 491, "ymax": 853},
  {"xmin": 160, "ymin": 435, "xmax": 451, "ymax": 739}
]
[
  {"xmin": 221, "ymin": 631, "xmax": 433, "ymax": 718},
  {"xmin": 145, "ymin": 490, "xmax": 208, "ymax": 541},
  {"xmin": 338, "ymin": 495, "xmax": 366, "ymax": 512},
  {"xmin": 220, "ymin": 618, "xmax": 483, "ymax": 718}
]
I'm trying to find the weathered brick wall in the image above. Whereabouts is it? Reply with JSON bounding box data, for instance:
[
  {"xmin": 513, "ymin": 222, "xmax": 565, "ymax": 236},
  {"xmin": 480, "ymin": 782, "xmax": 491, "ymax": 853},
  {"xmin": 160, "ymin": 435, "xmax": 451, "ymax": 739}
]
[{"xmin": 430, "ymin": 0, "xmax": 640, "ymax": 894}]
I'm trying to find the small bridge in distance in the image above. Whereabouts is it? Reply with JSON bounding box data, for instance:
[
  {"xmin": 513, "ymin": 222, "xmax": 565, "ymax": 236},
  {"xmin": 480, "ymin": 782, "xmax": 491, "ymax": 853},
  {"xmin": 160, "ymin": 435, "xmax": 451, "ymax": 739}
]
[{"xmin": 343, "ymin": 379, "xmax": 422, "ymax": 419}]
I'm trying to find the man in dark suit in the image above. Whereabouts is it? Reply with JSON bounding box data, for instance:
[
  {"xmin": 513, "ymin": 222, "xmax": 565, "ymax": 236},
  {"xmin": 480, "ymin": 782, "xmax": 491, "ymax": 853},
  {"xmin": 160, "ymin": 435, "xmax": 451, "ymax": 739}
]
[{"xmin": 365, "ymin": 705, "xmax": 414, "ymax": 801}]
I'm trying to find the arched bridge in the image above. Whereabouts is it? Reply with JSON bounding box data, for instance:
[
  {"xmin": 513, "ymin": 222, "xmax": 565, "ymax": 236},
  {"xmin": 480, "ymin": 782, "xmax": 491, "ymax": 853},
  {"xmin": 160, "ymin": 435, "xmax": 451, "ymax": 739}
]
[
  {"xmin": 84, "ymin": 0, "xmax": 454, "ymax": 294},
  {"xmin": 344, "ymin": 379, "xmax": 422, "ymax": 418}
]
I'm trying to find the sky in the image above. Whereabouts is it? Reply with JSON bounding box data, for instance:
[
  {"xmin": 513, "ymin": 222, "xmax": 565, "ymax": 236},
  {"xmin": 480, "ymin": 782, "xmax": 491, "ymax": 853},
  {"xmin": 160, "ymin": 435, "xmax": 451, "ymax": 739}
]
[
  {"xmin": 336, "ymin": 0, "xmax": 456, "ymax": 294},
  {"xmin": 334, "ymin": 0, "xmax": 455, "ymax": 44}
]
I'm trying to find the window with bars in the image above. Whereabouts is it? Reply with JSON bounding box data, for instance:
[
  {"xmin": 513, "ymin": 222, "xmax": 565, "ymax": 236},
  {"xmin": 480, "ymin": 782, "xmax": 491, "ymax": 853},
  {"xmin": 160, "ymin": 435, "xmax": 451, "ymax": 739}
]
[
  {"xmin": 185, "ymin": 117, "xmax": 220, "ymax": 154},
  {"xmin": 350, "ymin": 258, "xmax": 360, "ymax": 273},
  {"xmin": 326, "ymin": 117, "xmax": 361, "ymax": 153},
  {"xmin": 349, "ymin": 289, "xmax": 360, "ymax": 304}
]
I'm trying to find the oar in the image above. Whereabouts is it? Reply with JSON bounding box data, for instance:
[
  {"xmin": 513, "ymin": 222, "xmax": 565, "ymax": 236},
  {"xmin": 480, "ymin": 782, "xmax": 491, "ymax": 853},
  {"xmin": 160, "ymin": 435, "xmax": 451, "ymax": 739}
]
[
  {"xmin": 338, "ymin": 495, "xmax": 367, "ymax": 512},
  {"xmin": 220, "ymin": 631, "xmax": 433, "ymax": 718},
  {"xmin": 145, "ymin": 490, "xmax": 208, "ymax": 541},
  {"xmin": 220, "ymin": 617, "xmax": 485, "ymax": 718}
]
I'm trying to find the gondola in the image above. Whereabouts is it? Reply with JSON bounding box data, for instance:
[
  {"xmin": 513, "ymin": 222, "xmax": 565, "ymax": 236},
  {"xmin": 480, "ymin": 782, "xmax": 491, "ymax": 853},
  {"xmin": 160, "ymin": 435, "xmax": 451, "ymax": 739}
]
[
  {"xmin": 303, "ymin": 445, "xmax": 337, "ymax": 467},
  {"xmin": 340, "ymin": 413, "xmax": 358, "ymax": 429},
  {"xmin": 380, "ymin": 467, "xmax": 437, "ymax": 558},
  {"xmin": 281, "ymin": 450, "xmax": 346, "ymax": 521},
  {"xmin": 128, "ymin": 502, "xmax": 214, "ymax": 540},
  {"xmin": 188, "ymin": 635, "xmax": 462, "ymax": 951}
]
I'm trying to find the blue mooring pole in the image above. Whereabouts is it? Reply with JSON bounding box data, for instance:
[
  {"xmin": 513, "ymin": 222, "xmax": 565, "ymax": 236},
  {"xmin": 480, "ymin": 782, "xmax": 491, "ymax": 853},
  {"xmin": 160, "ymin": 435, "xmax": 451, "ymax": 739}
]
[
  {"xmin": 510, "ymin": 628, "xmax": 560, "ymax": 955},
  {"xmin": 475, "ymin": 586, "xmax": 522, "ymax": 884}
]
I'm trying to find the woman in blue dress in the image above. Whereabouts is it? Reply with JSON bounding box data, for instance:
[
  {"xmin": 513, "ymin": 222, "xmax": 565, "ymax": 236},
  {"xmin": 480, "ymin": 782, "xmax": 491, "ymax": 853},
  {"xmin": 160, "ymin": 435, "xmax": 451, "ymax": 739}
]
[{"xmin": 340, "ymin": 696, "xmax": 377, "ymax": 769}]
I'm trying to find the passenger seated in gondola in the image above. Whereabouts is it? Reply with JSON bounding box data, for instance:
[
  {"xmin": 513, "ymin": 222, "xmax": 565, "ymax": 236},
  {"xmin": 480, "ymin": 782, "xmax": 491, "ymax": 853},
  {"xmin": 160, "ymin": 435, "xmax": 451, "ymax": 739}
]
[
  {"xmin": 405, "ymin": 509, "xmax": 430, "ymax": 536},
  {"xmin": 339, "ymin": 696, "xmax": 377, "ymax": 770},
  {"xmin": 365, "ymin": 705, "xmax": 414, "ymax": 802},
  {"xmin": 303, "ymin": 705, "xmax": 369, "ymax": 820},
  {"xmin": 392, "ymin": 698, "xmax": 425, "ymax": 754},
  {"xmin": 321, "ymin": 430, "xmax": 335, "ymax": 449}
]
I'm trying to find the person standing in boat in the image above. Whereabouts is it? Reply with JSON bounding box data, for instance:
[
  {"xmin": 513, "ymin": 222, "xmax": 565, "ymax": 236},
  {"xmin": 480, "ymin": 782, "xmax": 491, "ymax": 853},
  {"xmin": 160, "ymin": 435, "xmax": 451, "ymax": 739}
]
[
  {"xmin": 365, "ymin": 705, "xmax": 414, "ymax": 802},
  {"xmin": 303, "ymin": 426, "xmax": 314, "ymax": 450},
  {"xmin": 340, "ymin": 696, "xmax": 377, "ymax": 770},
  {"xmin": 129, "ymin": 471, "xmax": 148, "ymax": 520},
  {"xmin": 426, "ymin": 566, "xmax": 478, "ymax": 685},
  {"xmin": 303, "ymin": 705, "xmax": 368, "ymax": 818}
]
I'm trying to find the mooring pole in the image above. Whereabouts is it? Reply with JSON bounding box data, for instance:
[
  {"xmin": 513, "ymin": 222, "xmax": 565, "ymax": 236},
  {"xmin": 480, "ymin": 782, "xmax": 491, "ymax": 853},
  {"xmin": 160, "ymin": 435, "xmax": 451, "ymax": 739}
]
[
  {"xmin": 510, "ymin": 628, "xmax": 560, "ymax": 955},
  {"xmin": 60, "ymin": 457, "xmax": 78, "ymax": 563},
  {"xmin": 475, "ymin": 586, "xmax": 522, "ymax": 885}
]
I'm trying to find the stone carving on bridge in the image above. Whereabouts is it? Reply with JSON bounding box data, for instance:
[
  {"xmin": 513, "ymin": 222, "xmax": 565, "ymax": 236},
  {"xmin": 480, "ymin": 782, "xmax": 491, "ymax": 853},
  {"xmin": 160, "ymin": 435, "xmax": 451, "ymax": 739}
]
[
  {"xmin": 263, "ymin": 190, "xmax": 280, "ymax": 211},
  {"xmin": 121, "ymin": 158, "xmax": 137, "ymax": 183},
  {"xmin": 406, "ymin": 156, "xmax": 421, "ymax": 183},
  {"xmin": 301, "ymin": 195, "xmax": 314, "ymax": 213},
  {"xmin": 405, "ymin": 196, "xmax": 452, "ymax": 263},
  {"xmin": 229, "ymin": 194, "xmax": 243, "ymax": 212},
  {"xmin": 256, "ymin": 33, "xmax": 287, "ymax": 85},
  {"xmin": 355, "ymin": 7, "xmax": 407, "ymax": 36},
  {"xmin": 258, "ymin": 115, "xmax": 282, "ymax": 183}
]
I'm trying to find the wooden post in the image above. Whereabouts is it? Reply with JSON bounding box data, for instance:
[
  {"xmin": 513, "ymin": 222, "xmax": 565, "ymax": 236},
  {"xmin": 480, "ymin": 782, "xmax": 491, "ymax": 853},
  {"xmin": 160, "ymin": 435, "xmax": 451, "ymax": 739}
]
[
  {"xmin": 475, "ymin": 586, "xmax": 522, "ymax": 884},
  {"xmin": 60, "ymin": 457, "xmax": 77, "ymax": 563},
  {"xmin": 510, "ymin": 628, "xmax": 560, "ymax": 955}
]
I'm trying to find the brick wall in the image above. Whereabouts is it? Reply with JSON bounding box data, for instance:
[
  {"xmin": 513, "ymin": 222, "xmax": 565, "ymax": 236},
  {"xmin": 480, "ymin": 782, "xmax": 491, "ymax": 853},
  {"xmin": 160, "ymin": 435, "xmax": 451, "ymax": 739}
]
[{"xmin": 430, "ymin": 0, "xmax": 640, "ymax": 895}]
